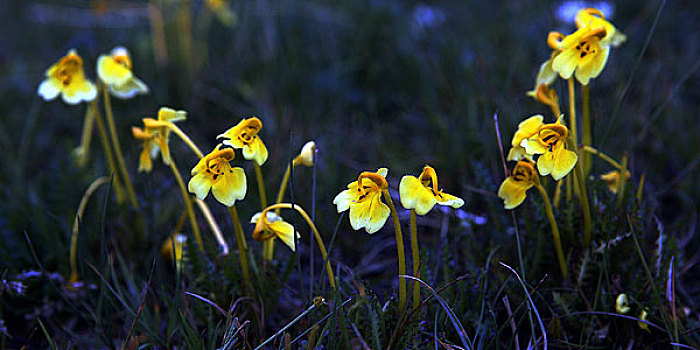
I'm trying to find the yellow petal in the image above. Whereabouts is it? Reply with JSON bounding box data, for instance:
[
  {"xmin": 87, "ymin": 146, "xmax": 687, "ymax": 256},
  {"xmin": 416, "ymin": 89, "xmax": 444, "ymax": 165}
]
[
  {"xmin": 376, "ymin": 168, "xmax": 389, "ymax": 177},
  {"xmin": 436, "ymin": 192, "xmax": 464, "ymax": 209},
  {"xmin": 398, "ymin": 175, "xmax": 422, "ymax": 210},
  {"xmin": 188, "ymin": 172, "xmax": 212, "ymax": 200},
  {"xmin": 37, "ymin": 78, "xmax": 62, "ymax": 101},
  {"xmin": 61, "ymin": 78, "xmax": 97, "ymax": 105},
  {"xmin": 138, "ymin": 147, "xmax": 153, "ymax": 172},
  {"xmin": 243, "ymin": 138, "xmax": 268, "ymax": 166},
  {"xmin": 333, "ymin": 189, "xmax": 355, "ymax": 213},
  {"xmin": 212, "ymin": 166, "xmax": 247, "ymax": 206},
  {"xmin": 159, "ymin": 107, "xmax": 187, "ymax": 123},
  {"xmin": 293, "ymin": 141, "xmax": 316, "ymax": 167},
  {"xmin": 521, "ymin": 136, "xmax": 548, "ymax": 155},
  {"xmin": 269, "ymin": 220, "xmax": 299, "ymax": 251},
  {"xmin": 97, "ymin": 55, "xmax": 133, "ymax": 87},
  {"xmin": 550, "ymin": 147, "xmax": 578, "ymax": 181},
  {"xmin": 498, "ymin": 177, "xmax": 531, "ymax": 210},
  {"xmin": 349, "ymin": 192, "xmax": 389, "ymax": 234},
  {"xmin": 551, "ymin": 46, "xmax": 578, "ymax": 80},
  {"xmin": 414, "ymin": 190, "xmax": 438, "ymax": 215},
  {"xmin": 110, "ymin": 76, "xmax": 149, "ymax": 99},
  {"xmin": 507, "ymin": 146, "xmax": 526, "ymax": 161}
]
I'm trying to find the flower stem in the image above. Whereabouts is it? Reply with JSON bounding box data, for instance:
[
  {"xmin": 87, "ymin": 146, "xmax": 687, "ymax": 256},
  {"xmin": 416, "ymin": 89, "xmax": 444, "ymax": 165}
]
[
  {"xmin": 382, "ymin": 189, "xmax": 407, "ymax": 311},
  {"xmin": 193, "ymin": 198, "xmax": 229, "ymax": 255},
  {"xmin": 92, "ymin": 99, "xmax": 126, "ymax": 204},
  {"xmin": 265, "ymin": 164, "xmax": 292, "ymax": 261},
  {"xmin": 534, "ymin": 183, "xmax": 568, "ymax": 279},
  {"xmin": 581, "ymin": 145, "xmax": 622, "ymax": 169},
  {"xmin": 228, "ymin": 205, "xmax": 252, "ymax": 292},
  {"xmin": 165, "ymin": 122, "xmax": 204, "ymax": 158},
  {"xmin": 102, "ymin": 85, "xmax": 139, "ymax": 209},
  {"xmin": 70, "ymin": 176, "xmax": 111, "ymax": 283},
  {"xmin": 567, "ymin": 137, "xmax": 593, "ymax": 247},
  {"xmin": 581, "ymin": 83, "xmax": 592, "ymax": 175},
  {"xmin": 74, "ymin": 103, "xmax": 96, "ymax": 167},
  {"xmin": 410, "ymin": 209, "xmax": 420, "ymax": 308},
  {"xmin": 168, "ymin": 158, "xmax": 204, "ymax": 251},
  {"xmin": 263, "ymin": 203, "xmax": 336, "ymax": 289},
  {"xmin": 567, "ymin": 78, "xmax": 578, "ymax": 146}
]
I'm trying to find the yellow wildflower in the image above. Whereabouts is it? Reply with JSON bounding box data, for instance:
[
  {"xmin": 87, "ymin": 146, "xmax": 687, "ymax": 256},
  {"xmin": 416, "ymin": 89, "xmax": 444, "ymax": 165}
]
[
  {"xmin": 507, "ymin": 115, "xmax": 544, "ymax": 161},
  {"xmin": 615, "ymin": 293, "xmax": 630, "ymax": 314},
  {"xmin": 333, "ymin": 168, "xmax": 390, "ymax": 234},
  {"xmin": 293, "ymin": 141, "xmax": 316, "ymax": 167},
  {"xmin": 399, "ymin": 165, "xmax": 464, "ymax": 215},
  {"xmin": 521, "ymin": 117, "xmax": 578, "ymax": 180},
  {"xmin": 575, "ymin": 8, "xmax": 626, "ymax": 48},
  {"xmin": 97, "ymin": 46, "xmax": 149, "ymax": 99},
  {"xmin": 38, "ymin": 49, "xmax": 97, "ymax": 105},
  {"xmin": 549, "ymin": 25, "xmax": 610, "ymax": 85},
  {"xmin": 498, "ymin": 158, "xmax": 539, "ymax": 210},
  {"xmin": 251, "ymin": 211, "xmax": 300, "ymax": 251},
  {"xmin": 217, "ymin": 117, "xmax": 268, "ymax": 166},
  {"xmin": 600, "ymin": 169, "xmax": 631, "ymax": 194},
  {"xmin": 131, "ymin": 107, "xmax": 187, "ymax": 172},
  {"xmin": 188, "ymin": 145, "xmax": 246, "ymax": 207}
]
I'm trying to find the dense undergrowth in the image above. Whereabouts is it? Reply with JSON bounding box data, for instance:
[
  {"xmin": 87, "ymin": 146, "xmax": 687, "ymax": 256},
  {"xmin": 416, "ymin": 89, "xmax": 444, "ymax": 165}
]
[{"xmin": 1, "ymin": 0, "xmax": 699, "ymax": 349}]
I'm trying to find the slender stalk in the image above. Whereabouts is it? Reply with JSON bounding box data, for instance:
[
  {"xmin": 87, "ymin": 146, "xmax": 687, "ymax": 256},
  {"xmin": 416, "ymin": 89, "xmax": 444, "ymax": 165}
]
[
  {"xmin": 582, "ymin": 145, "xmax": 622, "ymax": 169},
  {"xmin": 74, "ymin": 103, "xmax": 96, "ymax": 167},
  {"xmin": 70, "ymin": 176, "xmax": 111, "ymax": 283},
  {"xmin": 252, "ymin": 162, "xmax": 273, "ymax": 261},
  {"xmin": 193, "ymin": 199, "xmax": 229, "ymax": 255},
  {"xmin": 616, "ymin": 153, "xmax": 628, "ymax": 209},
  {"xmin": 275, "ymin": 165, "xmax": 292, "ymax": 211},
  {"xmin": 165, "ymin": 122, "xmax": 203, "ymax": 158},
  {"xmin": 567, "ymin": 78, "xmax": 578, "ymax": 146},
  {"xmin": 382, "ymin": 189, "xmax": 407, "ymax": 311},
  {"xmin": 410, "ymin": 209, "xmax": 420, "ymax": 308},
  {"xmin": 168, "ymin": 159, "xmax": 204, "ymax": 251},
  {"xmin": 535, "ymin": 183, "xmax": 568, "ymax": 279},
  {"xmin": 228, "ymin": 205, "xmax": 251, "ymax": 292},
  {"xmin": 553, "ymin": 179, "xmax": 563, "ymax": 209},
  {"xmin": 262, "ymin": 203, "xmax": 336, "ymax": 289},
  {"xmin": 92, "ymin": 99, "xmax": 125, "ymax": 204},
  {"xmin": 581, "ymin": 83, "xmax": 592, "ymax": 175},
  {"xmin": 102, "ymin": 85, "xmax": 139, "ymax": 209},
  {"xmin": 567, "ymin": 137, "xmax": 592, "ymax": 247}
]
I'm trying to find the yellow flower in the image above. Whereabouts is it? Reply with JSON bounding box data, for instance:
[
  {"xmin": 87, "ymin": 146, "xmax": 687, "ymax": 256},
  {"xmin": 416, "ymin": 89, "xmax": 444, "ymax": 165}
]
[
  {"xmin": 521, "ymin": 117, "xmax": 578, "ymax": 180},
  {"xmin": 507, "ymin": 115, "xmax": 544, "ymax": 161},
  {"xmin": 527, "ymin": 56, "xmax": 558, "ymax": 96},
  {"xmin": 498, "ymin": 158, "xmax": 539, "ymax": 209},
  {"xmin": 399, "ymin": 165, "xmax": 464, "ymax": 215},
  {"xmin": 600, "ymin": 169, "xmax": 631, "ymax": 194},
  {"xmin": 188, "ymin": 145, "xmax": 247, "ymax": 206},
  {"xmin": 638, "ymin": 309, "xmax": 651, "ymax": 333},
  {"xmin": 293, "ymin": 141, "xmax": 316, "ymax": 167},
  {"xmin": 575, "ymin": 8, "xmax": 626, "ymax": 48},
  {"xmin": 333, "ymin": 168, "xmax": 391, "ymax": 234},
  {"xmin": 251, "ymin": 211, "xmax": 300, "ymax": 251},
  {"xmin": 37, "ymin": 49, "xmax": 97, "ymax": 105},
  {"xmin": 97, "ymin": 46, "xmax": 149, "ymax": 99},
  {"xmin": 131, "ymin": 107, "xmax": 187, "ymax": 172},
  {"xmin": 615, "ymin": 293, "xmax": 630, "ymax": 314},
  {"xmin": 549, "ymin": 25, "xmax": 610, "ymax": 85},
  {"xmin": 217, "ymin": 117, "xmax": 268, "ymax": 166}
]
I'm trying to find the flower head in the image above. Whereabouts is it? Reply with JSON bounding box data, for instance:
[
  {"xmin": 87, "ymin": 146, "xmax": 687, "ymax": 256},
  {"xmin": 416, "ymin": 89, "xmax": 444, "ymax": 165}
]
[
  {"xmin": 131, "ymin": 107, "xmax": 187, "ymax": 172},
  {"xmin": 575, "ymin": 8, "xmax": 626, "ymax": 48},
  {"xmin": 399, "ymin": 165, "xmax": 464, "ymax": 215},
  {"xmin": 615, "ymin": 293, "xmax": 630, "ymax": 314},
  {"xmin": 521, "ymin": 117, "xmax": 578, "ymax": 180},
  {"xmin": 293, "ymin": 141, "xmax": 316, "ymax": 167},
  {"xmin": 498, "ymin": 158, "xmax": 539, "ymax": 209},
  {"xmin": 251, "ymin": 211, "xmax": 300, "ymax": 251},
  {"xmin": 600, "ymin": 169, "xmax": 631, "ymax": 194},
  {"xmin": 97, "ymin": 46, "xmax": 149, "ymax": 99},
  {"xmin": 188, "ymin": 145, "xmax": 246, "ymax": 206},
  {"xmin": 507, "ymin": 115, "xmax": 545, "ymax": 161},
  {"xmin": 333, "ymin": 168, "xmax": 390, "ymax": 234},
  {"xmin": 549, "ymin": 25, "xmax": 610, "ymax": 85},
  {"xmin": 38, "ymin": 49, "xmax": 97, "ymax": 104},
  {"xmin": 217, "ymin": 117, "xmax": 268, "ymax": 166}
]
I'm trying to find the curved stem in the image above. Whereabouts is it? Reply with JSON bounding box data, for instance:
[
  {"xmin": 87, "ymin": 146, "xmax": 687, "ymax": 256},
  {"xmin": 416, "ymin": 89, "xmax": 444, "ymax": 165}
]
[
  {"xmin": 92, "ymin": 100, "xmax": 125, "ymax": 203},
  {"xmin": 534, "ymin": 183, "xmax": 568, "ymax": 279},
  {"xmin": 582, "ymin": 145, "xmax": 622, "ymax": 169},
  {"xmin": 102, "ymin": 85, "xmax": 139, "ymax": 209},
  {"xmin": 165, "ymin": 122, "xmax": 204, "ymax": 159},
  {"xmin": 410, "ymin": 209, "xmax": 420, "ymax": 308},
  {"xmin": 228, "ymin": 205, "xmax": 251, "ymax": 292},
  {"xmin": 74, "ymin": 103, "xmax": 96, "ymax": 167},
  {"xmin": 193, "ymin": 198, "xmax": 229, "ymax": 255},
  {"xmin": 266, "ymin": 164, "xmax": 292, "ymax": 261},
  {"xmin": 168, "ymin": 158, "xmax": 204, "ymax": 251},
  {"xmin": 582, "ymin": 83, "xmax": 592, "ymax": 175},
  {"xmin": 262, "ymin": 203, "xmax": 336, "ymax": 289},
  {"xmin": 70, "ymin": 176, "xmax": 111, "ymax": 283},
  {"xmin": 382, "ymin": 189, "xmax": 407, "ymax": 311}
]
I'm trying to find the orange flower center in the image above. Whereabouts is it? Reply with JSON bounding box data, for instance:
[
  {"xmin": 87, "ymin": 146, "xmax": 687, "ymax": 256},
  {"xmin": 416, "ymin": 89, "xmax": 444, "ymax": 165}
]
[
  {"xmin": 537, "ymin": 124, "xmax": 568, "ymax": 153},
  {"xmin": 203, "ymin": 148, "xmax": 235, "ymax": 182},
  {"xmin": 55, "ymin": 54, "xmax": 82, "ymax": 86},
  {"xmin": 512, "ymin": 161, "xmax": 536, "ymax": 183},
  {"xmin": 236, "ymin": 119, "xmax": 262, "ymax": 146},
  {"xmin": 113, "ymin": 54, "xmax": 132, "ymax": 70}
]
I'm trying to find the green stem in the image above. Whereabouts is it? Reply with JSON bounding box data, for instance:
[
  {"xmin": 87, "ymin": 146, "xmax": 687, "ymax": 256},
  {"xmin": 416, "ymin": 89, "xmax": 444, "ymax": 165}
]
[
  {"xmin": 168, "ymin": 159, "xmax": 204, "ymax": 251},
  {"xmin": 567, "ymin": 137, "xmax": 592, "ymax": 247},
  {"xmin": 102, "ymin": 85, "xmax": 139, "ymax": 209},
  {"xmin": 74, "ymin": 103, "xmax": 96, "ymax": 167},
  {"xmin": 535, "ymin": 184, "xmax": 568, "ymax": 279},
  {"xmin": 228, "ymin": 205, "xmax": 251, "ymax": 292},
  {"xmin": 567, "ymin": 78, "xmax": 578, "ymax": 146},
  {"xmin": 582, "ymin": 83, "xmax": 592, "ymax": 175},
  {"xmin": 70, "ymin": 176, "xmax": 111, "ymax": 283},
  {"xmin": 382, "ymin": 189, "xmax": 407, "ymax": 311},
  {"xmin": 410, "ymin": 209, "xmax": 420, "ymax": 308},
  {"xmin": 92, "ymin": 99, "xmax": 125, "ymax": 204},
  {"xmin": 582, "ymin": 145, "xmax": 622, "ymax": 169},
  {"xmin": 265, "ymin": 164, "xmax": 292, "ymax": 261}
]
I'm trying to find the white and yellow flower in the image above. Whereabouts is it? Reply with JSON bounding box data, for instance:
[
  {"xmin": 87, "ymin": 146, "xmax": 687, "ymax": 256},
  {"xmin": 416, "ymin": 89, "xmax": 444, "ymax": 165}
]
[
  {"xmin": 38, "ymin": 49, "xmax": 97, "ymax": 105},
  {"xmin": 217, "ymin": 117, "xmax": 268, "ymax": 166},
  {"xmin": 333, "ymin": 168, "xmax": 391, "ymax": 234},
  {"xmin": 399, "ymin": 165, "xmax": 464, "ymax": 215},
  {"xmin": 97, "ymin": 46, "xmax": 149, "ymax": 99},
  {"xmin": 188, "ymin": 145, "xmax": 246, "ymax": 207}
]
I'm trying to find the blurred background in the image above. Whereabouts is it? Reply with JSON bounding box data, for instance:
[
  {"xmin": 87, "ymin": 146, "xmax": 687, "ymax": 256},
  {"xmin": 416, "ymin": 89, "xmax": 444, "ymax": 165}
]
[{"xmin": 0, "ymin": 0, "xmax": 698, "ymax": 346}]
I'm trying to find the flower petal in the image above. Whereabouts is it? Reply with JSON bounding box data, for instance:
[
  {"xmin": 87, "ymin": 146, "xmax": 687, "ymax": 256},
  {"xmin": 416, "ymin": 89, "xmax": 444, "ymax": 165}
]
[
  {"xmin": 550, "ymin": 147, "xmax": 578, "ymax": 181},
  {"xmin": 243, "ymin": 138, "xmax": 268, "ymax": 166},
  {"xmin": 436, "ymin": 192, "xmax": 464, "ymax": 209},
  {"xmin": 97, "ymin": 55, "xmax": 133, "ymax": 87},
  {"xmin": 37, "ymin": 79, "xmax": 61, "ymax": 101},
  {"xmin": 537, "ymin": 151, "xmax": 555, "ymax": 177},
  {"xmin": 414, "ymin": 190, "xmax": 438, "ymax": 215},
  {"xmin": 110, "ymin": 76, "xmax": 149, "ymax": 99},
  {"xmin": 333, "ymin": 189, "xmax": 354, "ymax": 213},
  {"xmin": 398, "ymin": 175, "xmax": 422, "ymax": 210},
  {"xmin": 512, "ymin": 115, "xmax": 544, "ymax": 147},
  {"xmin": 269, "ymin": 220, "xmax": 299, "ymax": 251},
  {"xmin": 521, "ymin": 137, "xmax": 548, "ymax": 155},
  {"xmin": 212, "ymin": 166, "xmax": 247, "ymax": 206},
  {"xmin": 498, "ymin": 177, "xmax": 531, "ymax": 210},
  {"xmin": 364, "ymin": 193, "xmax": 390, "ymax": 234},
  {"xmin": 188, "ymin": 172, "xmax": 212, "ymax": 200},
  {"xmin": 552, "ymin": 47, "xmax": 578, "ymax": 80}
]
